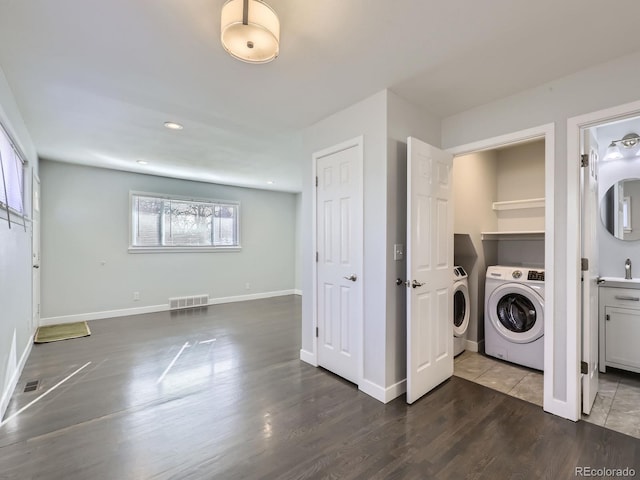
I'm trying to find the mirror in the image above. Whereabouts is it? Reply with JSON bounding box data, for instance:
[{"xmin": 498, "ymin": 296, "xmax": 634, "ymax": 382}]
[{"xmin": 601, "ymin": 178, "xmax": 640, "ymax": 241}]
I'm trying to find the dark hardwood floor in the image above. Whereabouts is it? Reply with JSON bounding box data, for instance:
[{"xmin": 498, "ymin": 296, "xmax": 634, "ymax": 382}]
[{"xmin": 1, "ymin": 295, "xmax": 638, "ymax": 479}]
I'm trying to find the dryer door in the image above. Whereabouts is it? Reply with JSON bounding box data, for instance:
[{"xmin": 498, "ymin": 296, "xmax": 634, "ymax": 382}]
[
  {"xmin": 453, "ymin": 282, "xmax": 470, "ymax": 337},
  {"xmin": 487, "ymin": 284, "xmax": 544, "ymax": 344}
]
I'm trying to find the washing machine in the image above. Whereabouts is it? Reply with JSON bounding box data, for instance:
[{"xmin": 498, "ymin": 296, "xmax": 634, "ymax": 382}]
[
  {"xmin": 453, "ymin": 266, "xmax": 470, "ymax": 356},
  {"xmin": 485, "ymin": 265, "xmax": 545, "ymax": 370}
]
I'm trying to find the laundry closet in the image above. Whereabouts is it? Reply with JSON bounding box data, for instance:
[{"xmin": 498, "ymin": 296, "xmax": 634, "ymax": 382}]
[{"xmin": 452, "ymin": 140, "xmax": 545, "ymax": 352}]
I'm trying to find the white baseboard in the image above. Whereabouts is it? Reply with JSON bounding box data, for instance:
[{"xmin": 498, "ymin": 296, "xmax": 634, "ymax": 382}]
[
  {"xmin": 209, "ymin": 289, "xmax": 296, "ymax": 305},
  {"xmin": 40, "ymin": 289, "xmax": 299, "ymax": 326},
  {"xmin": 40, "ymin": 304, "xmax": 168, "ymax": 326},
  {"xmin": 293, "ymin": 289, "xmax": 303, "ymax": 296},
  {"xmin": 465, "ymin": 339, "xmax": 483, "ymax": 353},
  {"xmin": 299, "ymin": 349, "xmax": 317, "ymax": 366},
  {"xmin": 0, "ymin": 334, "xmax": 34, "ymax": 420},
  {"xmin": 359, "ymin": 378, "xmax": 407, "ymax": 404}
]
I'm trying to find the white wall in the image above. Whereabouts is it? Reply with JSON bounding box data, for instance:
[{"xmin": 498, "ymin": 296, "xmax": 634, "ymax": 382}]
[
  {"xmin": 442, "ymin": 50, "xmax": 640, "ymax": 411},
  {"xmin": 40, "ymin": 160, "xmax": 297, "ymax": 321},
  {"xmin": 386, "ymin": 91, "xmax": 441, "ymax": 386},
  {"xmin": 301, "ymin": 89, "xmax": 441, "ymax": 400},
  {"xmin": 496, "ymin": 140, "xmax": 545, "ymax": 231},
  {"xmin": 453, "ymin": 150, "xmax": 498, "ymax": 347},
  {"xmin": 301, "ymin": 90, "xmax": 388, "ymax": 389},
  {"xmin": 0, "ymin": 66, "xmax": 38, "ymax": 417}
]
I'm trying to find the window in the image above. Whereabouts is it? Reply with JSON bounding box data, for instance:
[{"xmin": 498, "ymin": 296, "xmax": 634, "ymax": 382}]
[
  {"xmin": 130, "ymin": 193, "xmax": 240, "ymax": 252},
  {"xmin": 0, "ymin": 123, "xmax": 26, "ymax": 226}
]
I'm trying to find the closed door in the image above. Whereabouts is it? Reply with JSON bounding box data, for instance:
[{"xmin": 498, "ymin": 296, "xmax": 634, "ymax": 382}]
[
  {"xmin": 32, "ymin": 174, "xmax": 41, "ymax": 329},
  {"xmin": 406, "ymin": 136, "xmax": 454, "ymax": 404},
  {"xmin": 315, "ymin": 137, "xmax": 363, "ymax": 384}
]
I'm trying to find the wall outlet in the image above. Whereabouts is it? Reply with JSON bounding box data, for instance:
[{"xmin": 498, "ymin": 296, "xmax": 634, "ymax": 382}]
[
  {"xmin": 245, "ymin": 283, "xmax": 251, "ymax": 290},
  {"xmin": 394, "ymin": 244, "xmax": 404, "ymax": 261},
  {"xmin": 133, "ymin": 291, "xmax": 140, "ymax": 301}
]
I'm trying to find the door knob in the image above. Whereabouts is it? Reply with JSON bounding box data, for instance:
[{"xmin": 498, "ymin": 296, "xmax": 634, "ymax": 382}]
[
  {"xmin": 411, "ymin": 280, "xmax": 425, "ymax": 288},
  {"xmin": 343, "ymin": 274, "xmax": 358, "ymax": 282}
]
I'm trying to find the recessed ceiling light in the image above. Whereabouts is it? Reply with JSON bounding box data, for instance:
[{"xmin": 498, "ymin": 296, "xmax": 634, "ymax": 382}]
[
  {"xmin": 137, "ymin": 160, "xmax": 148, "ymax": 165},
  {"xmin": 164, "ymin": 121, "xmax": 183, "ymax": 130},
  {"xmin": 267, "ymin": 180, "xmax": 274, "ymax": 184}
]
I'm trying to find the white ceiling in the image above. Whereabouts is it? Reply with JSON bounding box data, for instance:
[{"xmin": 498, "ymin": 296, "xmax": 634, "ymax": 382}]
[{"xmin": 1, "ymin": 0, "xmax": 640, "ymax": 193}]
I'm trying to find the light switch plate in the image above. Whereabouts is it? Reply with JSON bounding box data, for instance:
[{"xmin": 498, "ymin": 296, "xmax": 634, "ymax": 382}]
[{"xmin": 394, "ymin": 244, "xmax": 404, "ymax": 261}]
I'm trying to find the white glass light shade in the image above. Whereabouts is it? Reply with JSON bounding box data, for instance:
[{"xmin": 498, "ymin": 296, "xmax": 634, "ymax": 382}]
[
  {"xmin": 605, "ymin": 142, "xmax": 623, "ymax": 160},
  {"xmin": 221, "ymin": 0, "xmax": 280, "ymax": 64}
]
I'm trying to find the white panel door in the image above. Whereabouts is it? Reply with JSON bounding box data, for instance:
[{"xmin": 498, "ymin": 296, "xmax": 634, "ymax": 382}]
[
  {"xmin": 581, "ymin": 129, "xmax": 599, "ymax": 414},
  {"xmin": 406, "ymin": 136, "xmax": 454, "ymax": 404},
  {"xmin": 316, "ymin": 138, "xmax": 363, "ymax": 385},
  {"xmin": 32, "ymin": 174, "xmax": 41, "ymax": 330}
]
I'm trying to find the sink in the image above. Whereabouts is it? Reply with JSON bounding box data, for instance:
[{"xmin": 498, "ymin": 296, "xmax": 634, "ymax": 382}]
[{"xmin": 599, "ymin": 277, "xmax": 640, "ymax": 289}]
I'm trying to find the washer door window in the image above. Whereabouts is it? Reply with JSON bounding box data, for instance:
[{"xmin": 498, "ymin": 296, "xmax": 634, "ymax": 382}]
[
  {"xmin": 453, "ymin": 282, "xmax": 470, "ymax": 337},
  {"xmin": 488, "ymin": 284, "xmax": 544, "ymax": 344}
]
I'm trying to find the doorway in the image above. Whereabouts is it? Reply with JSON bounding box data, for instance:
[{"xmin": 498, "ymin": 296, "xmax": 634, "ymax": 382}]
[
  {"xmin": 32, "ymin": 174, "xmax": 40, "ymax": 330},
  {"xmin": 571, "ymin": 107, "xmax": 640, "ymax": 439},
  {"xmin": 447, "ymin": 124, "xmax": 554, "ymax": 413}
]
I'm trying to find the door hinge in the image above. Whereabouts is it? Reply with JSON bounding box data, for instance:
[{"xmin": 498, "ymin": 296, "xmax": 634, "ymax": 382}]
[
  {"xmin": 581, "ymin": 258, "xmax": 589, "ymax": 271},
  {"xmin": 581, "ymin": 154, "xmax": 589, "ymax": 168},
  {"xmin": 581, "ymin": 361, "xmax": 588, "ymax": 375},
  {"xmin": 315, "ymin": 327, "xmax": 319, "ymax": 337},
  {"xmin": 606, "ymin": 314, "xmax": 610, "ymax": 321},
  {"xmin": 315, "ymin": 176, "xmax": 318, "ymax": 187},
  {"xmin": 316, "ymin": 252, "xmax": 318, "ymax": 262}
]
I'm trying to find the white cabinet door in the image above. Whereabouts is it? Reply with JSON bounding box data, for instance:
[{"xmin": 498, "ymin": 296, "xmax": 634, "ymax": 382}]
[{"xmin": 406, "ymin": 137, "xmax": 454, "ymax": 404}]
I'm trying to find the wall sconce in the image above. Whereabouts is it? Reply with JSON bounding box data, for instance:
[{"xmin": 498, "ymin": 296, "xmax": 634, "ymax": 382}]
[{"xmin": 604, "ymin": 133, "xmax": 640, "ymax": 160}]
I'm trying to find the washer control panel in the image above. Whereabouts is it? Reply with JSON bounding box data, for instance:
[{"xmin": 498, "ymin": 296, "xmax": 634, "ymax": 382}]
[{"xmin": 527, "ymin": 270, "xmax": 545, "ymax": 281}]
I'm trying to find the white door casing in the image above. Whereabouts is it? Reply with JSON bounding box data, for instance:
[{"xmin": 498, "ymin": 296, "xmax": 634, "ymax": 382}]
[
  {"xmin": 406, "ymin": 136, "xmax": 454, "ymax": 404},
  {"xmin": 32, "ymin": 174, "xmax": 41, "ymax": 330},
  {"xmin": 315, "ymin": 138, "xmax": 363, "ymax": 385},
  {"xmin": 581, "ymin": 129, "xmax": 599, "ymax": 415}
]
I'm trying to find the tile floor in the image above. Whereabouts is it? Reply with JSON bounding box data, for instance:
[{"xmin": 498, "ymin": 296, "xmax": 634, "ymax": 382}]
[{"xmin": 454, "ymin": 351, "xmax": 640, "ymax": 440}]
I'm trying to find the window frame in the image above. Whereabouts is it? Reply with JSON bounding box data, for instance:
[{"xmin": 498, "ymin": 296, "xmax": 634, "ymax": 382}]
[
  {"xmin": 128, "ymin": 191, "xmax": 242, "ymax": 253},
  {"xmin": 0, "ymin": 121, "xmax": 28, "ymax": 228}
]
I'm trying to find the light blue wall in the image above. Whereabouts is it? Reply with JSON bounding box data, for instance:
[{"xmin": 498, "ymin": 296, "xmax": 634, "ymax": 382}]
[
  {"xmin": 40, "ymin": 160, "xmax": 297, "ymax": 319},
  {"xmin": 0, "ymin": 66, "xmax": 38, "ymax": 416}
]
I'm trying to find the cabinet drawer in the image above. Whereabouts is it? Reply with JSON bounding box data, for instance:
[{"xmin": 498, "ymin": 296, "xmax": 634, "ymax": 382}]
[{"xmin": 601, "ymin": 287, "xmax": 640, "ymax": 308}]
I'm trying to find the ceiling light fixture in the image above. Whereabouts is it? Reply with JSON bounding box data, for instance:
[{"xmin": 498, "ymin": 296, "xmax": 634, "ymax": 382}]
[
  {"xmin": 164, "ymin": 121, "xmax": 183, "ymax": 130},
  {"xmin": 221, "ymin": 0, "xmax": 280, "ymax": 64},
  {"xmin": 605, "ymin": 133, "xmax": 640, "ymax": 160}
]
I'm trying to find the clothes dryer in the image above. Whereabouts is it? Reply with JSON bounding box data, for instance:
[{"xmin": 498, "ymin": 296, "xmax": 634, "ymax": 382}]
[
  {"xmin": 453, "ymin": 266, "xmax": 470, "ymax": 356},
  {"xmin": 484, "ymin": 266, "xmax": 544, "ymax": 370}
]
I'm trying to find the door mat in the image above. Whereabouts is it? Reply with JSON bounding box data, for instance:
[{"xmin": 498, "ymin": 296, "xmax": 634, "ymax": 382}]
[{"xmin": 34, "ymin": 321, "xmax": 91, "ymax": 343}]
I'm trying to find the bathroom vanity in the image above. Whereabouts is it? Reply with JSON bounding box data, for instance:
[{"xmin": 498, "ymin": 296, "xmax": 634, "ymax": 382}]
[{"xmin": 599, "ymin": 277, "xmax": 640, "ymax": 373}]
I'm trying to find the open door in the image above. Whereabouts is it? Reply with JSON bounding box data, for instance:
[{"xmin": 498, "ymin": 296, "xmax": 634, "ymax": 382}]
[
  {"xmin": 581, "ymin": 128, "xmax": 599, "ymax": 414},
  {"xmin": 406, "ymin": 137, "xmax": 454, "ymax": 404}
]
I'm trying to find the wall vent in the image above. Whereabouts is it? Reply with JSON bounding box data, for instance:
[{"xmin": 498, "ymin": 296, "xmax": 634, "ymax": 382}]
[{"xmin": 169, "ymin": 294, "xmax": 210, "ymax": 310}]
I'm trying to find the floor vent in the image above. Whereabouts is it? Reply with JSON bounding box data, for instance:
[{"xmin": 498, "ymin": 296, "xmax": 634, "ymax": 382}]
[
  {"xmin": 24, "ymin": 380, "xmax": 39, "ymax": 393},
  {"xmin": 169, "ymin": 294, "xmax": 210, "ymax": 311}
]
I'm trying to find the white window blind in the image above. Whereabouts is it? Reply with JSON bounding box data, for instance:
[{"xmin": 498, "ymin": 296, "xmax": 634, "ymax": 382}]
[
  {"xmin": 131, "ymin": 193, "xmax": 240, "ymax": 251},
  {"xmin": 0, "ymin": 124, "xmax": 25, "ymax": 220}
]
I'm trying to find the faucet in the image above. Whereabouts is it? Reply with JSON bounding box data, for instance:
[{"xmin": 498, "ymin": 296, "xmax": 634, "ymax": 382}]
[{"xmin": 625, "ymin": 258, "xmax": 632, "ymax": 280}]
